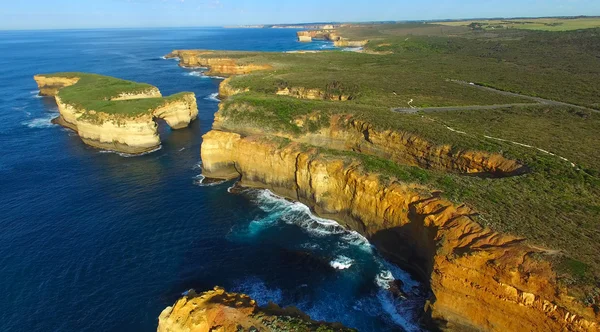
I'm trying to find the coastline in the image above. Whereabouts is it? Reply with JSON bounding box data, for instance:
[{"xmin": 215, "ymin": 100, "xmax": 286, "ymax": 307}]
[{"xmin": 162, "ymin": 26, "xmax": 600, "ymax": 330}]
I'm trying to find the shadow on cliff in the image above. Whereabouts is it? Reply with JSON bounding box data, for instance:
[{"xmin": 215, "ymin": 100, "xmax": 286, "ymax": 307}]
[{"xmin": 369, "ymin": 197, "xmax": 447, "ymax": 330}]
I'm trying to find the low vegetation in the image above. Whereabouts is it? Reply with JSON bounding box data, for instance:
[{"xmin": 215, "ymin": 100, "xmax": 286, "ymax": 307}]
[
  {"xmin": 42, "ymin": 72, "xmax": 192, "ymax": 120},
  {"xmin": 194, "ymin": 22, "xmax": 600, "ymax": 299}
]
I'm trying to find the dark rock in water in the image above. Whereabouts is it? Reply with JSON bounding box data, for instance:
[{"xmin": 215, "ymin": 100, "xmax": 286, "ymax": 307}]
[
  {"xmin": 388, "ymin": 279, "xmax": 408, "ymax": 300},
  {"xmin": 227, "ymin": 181, "xmax": 246, "ymax": 194}
]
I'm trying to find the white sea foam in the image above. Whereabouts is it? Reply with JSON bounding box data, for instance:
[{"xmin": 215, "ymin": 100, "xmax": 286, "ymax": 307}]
[
  {"xmin": 253, "ymin": 190, "xmax": 376, "ymax": 253},
  {"xmin": 192, "ymin": 161, "xmax": 203, "ymax": 170},
  {"xmin": 21, "ymin": 115, "xmax": 56, "ymax": 128},
  {"xmin": 98, "ymin": 145, "xmax": 162, "ymax": 157},
  {"xmin": 186, "ymin": 71, "xmax": 204, "ymax": 77},
  {"xmin": 376, "ymin": 290, "xmax": 421, "ymax": 332},
  {"xmin": 30, "ymin": 90, "xmax": 43, "ymax": 98},
  {"xmin": 204, "ymin": 92, "xmax": 220, "ymax": 102},
  {"xmin": 330, "ymin": 255, "xmax": 354, "ymax": 270},
  {"xmin": 193, "ymin": 174, "xmax": 226, "ymax": 187},
  {"xmin": 248, "ymin": 189, "xmax": 423, "ymax": 331}
]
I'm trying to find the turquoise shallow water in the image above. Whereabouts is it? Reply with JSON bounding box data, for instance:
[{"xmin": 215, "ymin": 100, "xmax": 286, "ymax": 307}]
[{"xmin": 0, "ymin": 28, "xmax": 423, "ymax": 331}]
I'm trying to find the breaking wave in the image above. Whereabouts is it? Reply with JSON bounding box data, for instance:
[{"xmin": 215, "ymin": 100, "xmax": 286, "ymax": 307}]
[
  {"xmin": 330, "ymin": 255, "xmax": 354, "ymax": 270},
  {"xmin": 21, "ymin": 114, "xmax": 56, "ymax": 128},
  {"xmin": 204, "ymin": 92, "xmax": 220, "ymax": 102},
  {"xmin": 193, "ymin": 174, "xmax": 226, "ymax": 187},
  {"xmin": 98, "ymin": 145, "xmax": 162, "ymax": 157}
]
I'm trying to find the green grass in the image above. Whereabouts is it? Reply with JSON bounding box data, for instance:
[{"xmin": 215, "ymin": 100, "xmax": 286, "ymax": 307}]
[
  {"xmin": 187, "ymin": 23, "xmax": 600, "ymax": 297},
  {"xmin": 435, "ymin": 17, "xmax": 600, "ymax": 31},
  {"xmin": 40, "ymin": 72, "xmax": 192, "ymax": 121}
]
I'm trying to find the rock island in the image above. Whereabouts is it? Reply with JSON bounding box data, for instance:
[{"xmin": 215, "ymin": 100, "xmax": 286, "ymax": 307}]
[{"xmin": 34, "ymin": 72, "xmax": 198, "ymax": 154}]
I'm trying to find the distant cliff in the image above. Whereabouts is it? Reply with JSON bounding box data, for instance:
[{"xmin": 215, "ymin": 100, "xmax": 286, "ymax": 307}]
[
  {"xmin": 165, "ymin": 50, "xmax": 271, "ymax": 75},
  {"xmin": 296, "ymin": 30, "xmax": 368, "ymax": 48},
  {"xmin": 34, "ymin": 73, "xmax": 198, "ymax": 154}
]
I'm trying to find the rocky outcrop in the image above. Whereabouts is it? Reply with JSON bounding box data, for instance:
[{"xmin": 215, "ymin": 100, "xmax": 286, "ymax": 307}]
[
  {"xmin": 333, "ymin": 39, "xmax": 369, "ymax": 48},
  {"xmin": 152, "ymin": 93, "xmax": 198, "ymax": 129},
  {"xmin": 200, "ymin": 130, "xmax": 599, "ymax": 331},
  {"xmin": 296, "ymin": 30, "xmax": 367, "ymax": 48},
  {"xmin": 110, "ymin": 88, "xmax": 161, "ymax": 100},
  {"xmin": 276, "ymin": 87, "xmax": 351, "ymax": 101},
  {"xmin": 297, "ymin": 30, "xmax": 341, "ymax": 42},
  {"xmin": 218, "ymin": 77, "xmax": 249, "ymax": 99},
  {"xmin": 165, "ymin": 50, "xmax": 271, "ymax": 76},
  {"xmin": 33, "ymin": 75, "xmax": 80, "ymax": 96},
  {"xmin": 158, "ymin": 287, "xmax": 354, "ymax": 332},
  {"xmin": 34, "ymin": 74, "xmax": 198, "ymax": 154}
]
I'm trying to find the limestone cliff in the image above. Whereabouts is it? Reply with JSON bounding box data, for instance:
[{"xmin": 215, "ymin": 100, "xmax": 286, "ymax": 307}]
[
  {"xmin": 296, "ymin": 30, "xmax": 367, "ymax": 49},
  {"xmin": 158, "ymin": 287, "xmax": 354, "ymax": 332},
  {"xmin": 165, "ymin": 50, "xmax": 271, "ymax": 76},
  {"xmin": 333, "ymin": 39, "xmax": 369, "ymax": 48},
  {"xmin": 213, "ymin": 112, "xmax": 524, "ymax": 177},
  {"xmin": 200, "ymin": 130, "xmax": 599, "ymax": 332},
  {"xmin": 34, "ymin": 74, "xmax": 198, "ymax": 154},
  {"xmin": 33, "ymin": 74, "xmax": 80, "ymax": 96}
]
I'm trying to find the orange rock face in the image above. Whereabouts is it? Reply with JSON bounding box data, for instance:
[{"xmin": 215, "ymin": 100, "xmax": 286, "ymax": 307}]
[
  {"xmin": 165, "ymin": 50, "xmax": 271, "ymax": 76},
  {"xmin": 157, "ymin": 287, "xmax": 354, "ymax": 332},
  {"xmin": 200, "ymin": 130, "xmax": 599, "ymax": 331}
]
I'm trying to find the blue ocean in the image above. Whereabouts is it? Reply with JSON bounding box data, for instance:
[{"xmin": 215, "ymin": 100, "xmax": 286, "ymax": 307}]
[{"xmin": 0, "ymin": 28, "xmax": 423, "ymax": 331}]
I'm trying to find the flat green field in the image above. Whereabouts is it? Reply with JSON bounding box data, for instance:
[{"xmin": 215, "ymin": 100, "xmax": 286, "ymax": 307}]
[
  {"xmin": 434, "ymin": 17, "xmax": 600, "ymax": 31},
  {"xmin": 198, "ymin": 23, "xmax": 600, "ymax": 300}
]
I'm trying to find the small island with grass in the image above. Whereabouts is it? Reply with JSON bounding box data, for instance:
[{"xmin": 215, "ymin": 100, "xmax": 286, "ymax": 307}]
[{"xmin": 33, "ymin": 72, "xmax": 198, "ymax": 154}]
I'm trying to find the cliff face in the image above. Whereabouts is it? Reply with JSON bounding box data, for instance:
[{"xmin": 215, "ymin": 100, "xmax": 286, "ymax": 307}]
[
  {"xmin": 296, "ymin": 30, "xmax": 367, "ymax": 48},
  {"xmin": 218, "ymin": 77, "xmax": 249, "ymax": 99},
  {"xmin": 34, "ymin": 74, "xmax": 198, "ymax": 154},
  {"xmin": 213, "ymin": 113, "xmax": 524, "ymax": 177},
  {"xmin": 334, "ymin": 40, "xmax": 369, "ymax": 48},
  {"xmin": 276, "ymin": 87, "xmax": 351, "ymax": 101},
  {"xmin": 33, "ymin": 75, "xmax": 80, "ymax": 96},
  {"xmin": 200, "ymin": 130, "xmax": 599, "ymax": 332},
  {"xmin": 165, "ymin": 50, "xmax": 271, "ymax": 76},
  {"xmin": 158, "ymin": 287, "xmax": 354, "ymax": 332},
  {"xmin": 111, "ymin": 88, "xmax": 161, "ymax": 100},
  {"xmin": 152, "ymin": 93, "xmax": 199, "ymax": 129}
]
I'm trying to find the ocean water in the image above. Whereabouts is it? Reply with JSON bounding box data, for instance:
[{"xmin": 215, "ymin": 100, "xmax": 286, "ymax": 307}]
[{"xmin": 0, "ymin": 28, "xmax": 422, "ymax": 331}]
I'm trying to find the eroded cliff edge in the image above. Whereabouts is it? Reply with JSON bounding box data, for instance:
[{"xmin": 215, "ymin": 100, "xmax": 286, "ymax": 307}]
[
  {"xmin": 163, "ymin": 47, "xmax": 600, "ymax": 331},
  {"xmin": 34, "ymin": 73, "xmax": 198, "ymax": 154},
  {"xmin": 200, "ymin": 130, "xmax": 598, "ymax": 331},
  {"xmin": 158, "ymin": 287, "xmax": 354, "ymax": 332}
]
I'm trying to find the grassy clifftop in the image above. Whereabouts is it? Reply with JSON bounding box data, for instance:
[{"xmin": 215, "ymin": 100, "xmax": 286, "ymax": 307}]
[
  {"xmin": 178, "ymin": 23, "xmax": 600, "ymax": 301},
  {"xmin": 38, "ymin": 72, "xmax": 192, "ymax": 120}
]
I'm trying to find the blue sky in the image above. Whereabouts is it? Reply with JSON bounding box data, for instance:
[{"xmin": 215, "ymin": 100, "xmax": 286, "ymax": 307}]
[{"xmin": 1, "ymin": 0, "xmax": 599, "ymax": 30}]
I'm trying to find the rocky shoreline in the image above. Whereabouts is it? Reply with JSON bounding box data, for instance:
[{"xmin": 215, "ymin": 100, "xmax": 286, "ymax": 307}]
[{"xmin": 160, "ymin": 48, "xmax": 600, "ymax": 331}]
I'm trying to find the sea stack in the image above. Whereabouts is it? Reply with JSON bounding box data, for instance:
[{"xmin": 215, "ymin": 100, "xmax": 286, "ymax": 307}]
[{"xmin": 34, "ymin": 72, "xmax": 198, "ymax": 154}]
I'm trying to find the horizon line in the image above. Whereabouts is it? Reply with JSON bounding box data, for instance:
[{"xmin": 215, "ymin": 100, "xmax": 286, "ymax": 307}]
[{"xmin": 1, "ymin": 14, "xmax": 598, "ymax": 32}]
